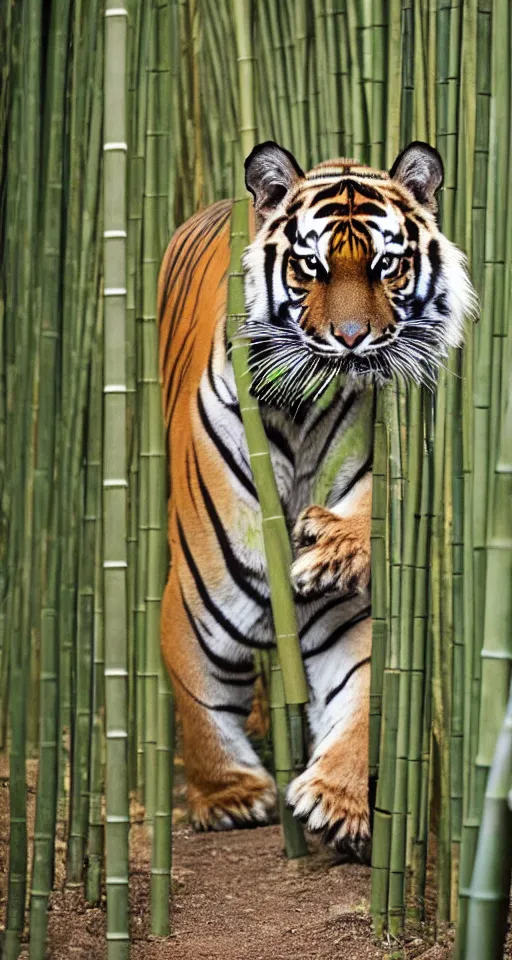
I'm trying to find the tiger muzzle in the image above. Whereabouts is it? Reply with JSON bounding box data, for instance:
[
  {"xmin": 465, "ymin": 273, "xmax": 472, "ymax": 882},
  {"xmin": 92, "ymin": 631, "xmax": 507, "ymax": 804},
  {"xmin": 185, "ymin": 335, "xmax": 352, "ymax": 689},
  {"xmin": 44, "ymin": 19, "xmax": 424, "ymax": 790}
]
[{"xmin": 331, "ymin": 320, "xmax": 370, "ymax": 349}]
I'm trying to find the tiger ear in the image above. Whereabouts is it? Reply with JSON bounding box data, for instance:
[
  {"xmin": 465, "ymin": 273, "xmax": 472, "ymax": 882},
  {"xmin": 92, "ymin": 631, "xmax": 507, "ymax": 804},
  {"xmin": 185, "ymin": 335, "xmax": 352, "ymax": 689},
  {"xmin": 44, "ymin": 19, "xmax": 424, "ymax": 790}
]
[
  {"xmin": 390, "ymin": 141, "xmax": 444, "ymax": 216},
  {"xmin": 245, "ymin": 141, "xmax": 304, "ymax": 226}
]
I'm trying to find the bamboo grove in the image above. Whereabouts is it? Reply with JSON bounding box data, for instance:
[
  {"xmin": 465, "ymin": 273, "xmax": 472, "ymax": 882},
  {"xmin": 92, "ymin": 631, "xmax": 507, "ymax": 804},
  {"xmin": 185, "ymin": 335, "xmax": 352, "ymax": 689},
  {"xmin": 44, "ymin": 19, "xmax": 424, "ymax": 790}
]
[{"xmin": 0, "ymin": 0, "xmax": 510, "ymax": 958}]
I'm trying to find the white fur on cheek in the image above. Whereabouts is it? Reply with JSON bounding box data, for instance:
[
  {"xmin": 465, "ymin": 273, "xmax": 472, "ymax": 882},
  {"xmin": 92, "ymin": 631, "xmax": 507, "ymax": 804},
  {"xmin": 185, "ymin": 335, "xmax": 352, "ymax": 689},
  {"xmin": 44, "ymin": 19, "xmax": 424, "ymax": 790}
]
[{"xmin": 437, "ymin": 235, "xmax": 479, "ymax": 347}]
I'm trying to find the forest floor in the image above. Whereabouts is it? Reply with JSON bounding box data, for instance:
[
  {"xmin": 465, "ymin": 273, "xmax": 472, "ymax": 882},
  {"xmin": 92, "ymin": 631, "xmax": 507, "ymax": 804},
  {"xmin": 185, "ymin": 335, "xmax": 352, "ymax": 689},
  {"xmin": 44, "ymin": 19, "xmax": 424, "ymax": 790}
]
[{"xmin": 0, "ymin": 752, "xmax": 509, "ymax": 960}]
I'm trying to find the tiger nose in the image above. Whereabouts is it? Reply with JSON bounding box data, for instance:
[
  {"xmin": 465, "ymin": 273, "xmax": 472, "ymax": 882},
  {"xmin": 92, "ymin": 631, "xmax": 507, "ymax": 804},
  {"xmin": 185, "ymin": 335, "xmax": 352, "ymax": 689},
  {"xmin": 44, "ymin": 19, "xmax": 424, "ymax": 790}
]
[{"xmin": 332, "ymin": 320, "xmax": 369, "ymax": 348}]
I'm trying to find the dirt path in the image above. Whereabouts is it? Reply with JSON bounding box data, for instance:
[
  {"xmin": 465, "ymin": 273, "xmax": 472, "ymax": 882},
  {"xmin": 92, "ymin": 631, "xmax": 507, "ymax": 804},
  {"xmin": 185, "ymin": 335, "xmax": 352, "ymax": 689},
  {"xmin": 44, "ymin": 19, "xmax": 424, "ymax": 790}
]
[{"xmin": 0, "ymin": 754, "xmax": 459, "ymax": 960}]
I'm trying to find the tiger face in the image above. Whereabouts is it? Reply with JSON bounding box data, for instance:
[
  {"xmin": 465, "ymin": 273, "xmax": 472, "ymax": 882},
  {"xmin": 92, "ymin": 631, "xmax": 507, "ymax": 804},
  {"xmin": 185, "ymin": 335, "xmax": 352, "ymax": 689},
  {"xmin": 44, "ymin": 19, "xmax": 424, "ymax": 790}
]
[{"xmin": 242, "ymin": 141, "xmax": 477, "ymax": 407}]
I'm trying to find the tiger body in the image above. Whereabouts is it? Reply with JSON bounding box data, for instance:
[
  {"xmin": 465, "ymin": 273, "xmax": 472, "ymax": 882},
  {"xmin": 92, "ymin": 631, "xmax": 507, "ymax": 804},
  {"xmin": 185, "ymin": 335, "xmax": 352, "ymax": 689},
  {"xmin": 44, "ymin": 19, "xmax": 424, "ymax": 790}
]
[{"xmin": 158, "ymin": 144, "xmax": 476, "ymax": 855}]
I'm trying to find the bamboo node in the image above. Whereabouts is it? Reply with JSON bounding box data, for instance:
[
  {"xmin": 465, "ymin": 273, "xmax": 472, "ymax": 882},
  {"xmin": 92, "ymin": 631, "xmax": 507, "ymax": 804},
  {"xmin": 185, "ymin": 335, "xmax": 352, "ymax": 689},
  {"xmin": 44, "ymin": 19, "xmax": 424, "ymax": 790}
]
[{"xmin": 480, "ymin": 649, "xmax": 512, "ymax": 660}]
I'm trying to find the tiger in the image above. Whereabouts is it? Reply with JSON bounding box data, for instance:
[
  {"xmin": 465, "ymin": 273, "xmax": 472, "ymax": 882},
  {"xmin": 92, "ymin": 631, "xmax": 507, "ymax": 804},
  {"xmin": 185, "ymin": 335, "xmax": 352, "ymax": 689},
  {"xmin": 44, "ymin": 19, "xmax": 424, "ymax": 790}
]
[{"xmin": 158, "ymin": 141, "xmax": 476, "ymax": 861}]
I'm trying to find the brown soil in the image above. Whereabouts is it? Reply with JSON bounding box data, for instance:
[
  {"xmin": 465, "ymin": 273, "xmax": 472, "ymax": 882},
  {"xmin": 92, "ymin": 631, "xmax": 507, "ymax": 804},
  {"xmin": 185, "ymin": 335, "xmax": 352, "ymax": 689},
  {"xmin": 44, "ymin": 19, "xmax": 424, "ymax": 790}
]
[{"xmin": 0, "ymin": 753, "xmax": 503, "ymax": 960}]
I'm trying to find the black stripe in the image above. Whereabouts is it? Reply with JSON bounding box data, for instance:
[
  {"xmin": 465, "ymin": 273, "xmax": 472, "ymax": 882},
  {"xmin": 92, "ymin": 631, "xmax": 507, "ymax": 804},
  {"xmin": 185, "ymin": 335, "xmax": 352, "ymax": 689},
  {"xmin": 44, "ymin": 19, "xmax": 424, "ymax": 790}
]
[
  {"xmin": 352, "ymin": 202, "xmax": 387, "ymax": 218},
  {"xmin": 426, "ymin": 238, "xmax": 441, "ymax": 300},
  {"xmin": 299, "ymin": 390, "xmax": 358, "ymax": 483},
  {"xmin": 193, "ymin": 449, "xmax": 267, "ymax": 607},
  {"xmin": 313, "ymin": 202, "xmax": 350, "ymax": 219},
  {"xmin": 284, "ymin": 216, "xmax": 297, "ymax": 244},
  {"xmin": 266, "ymin": 215, "xmax": 287, "ymax": 237},
  {"xmin": 265, "ymin": 423, "xmax": 295, "ymax": 466},
  {"xmin": 264, "ymin": 244, "xmax": 277, "ymax": 316},
  {"xmin": 286, "ymin": 199, "xmax": 303, "ymax": 216},
  {"xmin": 213, "ymin": 672, "xmax": 258, "ymax": 687},
  {"xmin": 350, "ymin": 180, "xmax": 387, "ymax": 201},
  {"xmin": 161, "ymin": 205, "xmax": 231, "ymax": 351},
  {"xmin": 310, "ymin": 181, "xmax": 345, "ymax": 204},
  {"xmin": 177, "ymin": 516, "xmax": 273, "ymax": 650},
  {"xmin": 163, "ymin": 223, "xmax": 227, "ymax": 415},
  {"xmin": 325, "ymin": 656, "xmax": 371, "ymax": 706},
  {"xmin": 335, "ymin": 455, "xmax": 373, "ymax": 502},
  {"xmin": 181, "ymin": 585, "xmax": 254, "ymax": 674},
  {"xmin": 207, "ymin": 337, "xmax": 240, "ymax": 413},
  {"xmin": 196, "ymin": 390, "xmax": 257, "ymax": 500},
  {"xmin": 298, "ymin": 591, "xmax": 358, "ymax": 639},
  {"xmin": 302, "ymin": 607, "xmax": 371, "ymax": 660},
  {"xmin": 280, "ymin": 248, "xmax": 291, "ymax": 295},
  {"xmin": 166, "ymin": 662, "xmax": 250, "ymax": 717},
  {"xmin": 186, "ymin": 448, "xmax": 200, "ymax": 513},
  {"xmin": 160, "ymin": 214, "xmax": 211, "ymax": 327},
  {"xmin": 166, "ymin": 206, "xmax": 230, "ymax": 345},
  {"xmin": 165, "ymin": 336, "xmax": 196, "ymax": 424},
  {"xmin": 405, "ymin": 216, "xmax": 419, "ymax": 243}
]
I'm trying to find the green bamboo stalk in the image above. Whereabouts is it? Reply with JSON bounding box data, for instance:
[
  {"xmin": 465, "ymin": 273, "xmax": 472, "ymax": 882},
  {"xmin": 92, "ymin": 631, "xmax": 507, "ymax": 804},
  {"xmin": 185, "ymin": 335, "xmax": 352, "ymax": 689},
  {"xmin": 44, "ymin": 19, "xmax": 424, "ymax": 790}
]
[
  {"xmin": 231, "ymin": 6, "xmax": 309, "ymax": 850},
  {"xmin": 438, "ymin": 4, "xmax": 464, "ymax": 915},
  {"xmin": 369, "ymin": 0, "xmax": 386, "ymax": 168},
  {"xmin": 264, "ymin": 0, "xmax": 293, "ymax": 149},
  {"xmin": 29, "ymin": 0, "xmax": 72, "ymax": 766},
  {"xmin": 86, "ymin": 327, "xmax": 105, "ymax": 904},
  {"xmin": 463, "ymin": 680, "xmax": 512, "ymax": 960},
  {"xmin": 228, "ymin": 197, "xmax": 308, "ymax": 857},
  {"xmin": 393, "ymin": 384, "xmax": 421, "ymax": 900},
  {"xmin": 474, "ymin": 0, "xmax": 510, "ymax": 772},
  {"xmin": 345, "ymin": 0, "xmax": 368, "ymax": 162},
  {"xmin": 369, "ymin": 389, "xmax": 388, "ymax": 781},
  {"xmin": 103, "ymin": 2, "xmax": 130, "ymax": 957},
  {"xmin": 142, "ymin": 1, "xmax": 175, "ymax": 934},
  {"xmin": 150, "ymin": 668, "xmax": 175, "ymax": 935},
  {"xmin": 228, "ymin": 171, "xmax": 308, "ymax": 855},
  {"xmin": 430, "ymin": 366, "xmax": 452, "ymax": 922},
  {"xmin": 386, "ymin": 386, "xmax": 406, "ymax": 938},
  {"xmin": 408, "ymin": 388, "xmax": 430, "ymax": 872},
  {"xmin": 65, "ymin": 5, "xmax": 104, "ymax": 876},
  {"xmin": 125, "ymin": 0, "xmax": 144, "ymax": 796},
  {"xmin": 27, "ymin": 0, "xmax": 72, "ymax": 952},
  {"xmin": 5, "ymin": 0, "xmax": 43, "ymax": 953},
  {"xmin": 384, "ymin": 0, "xmax": 402, "ymax": 166},
  {"xmin": 67, "ymin": 323, "xmax": 103, "ymax": 885},
  {"xmin": 28, "ymin": 510, "xmax": 60, "ymax": 959},
  {"xmin": 141, "ymin": 0, "xmax": 167, "ymax": 826},
  {"xmin": 57, "ymin": 0, "xmax": 103, "ymax": 819},
  {"xmin": 0, "ymin": 1, "xmax": 16, "ymax": 753},
  {"xmin": 292, "ymin": 0, "xmax": 308, "ymax": 161},
  {"xmin": 454, "ymin": 1, "xmax": 492, "ymax": 950},
  {"xmin": 130, "ymin": 0, "xmax": 152, "ymax": 799},
  {"xmin": 407, "ymin": 400, "xmax": 432, "ymax": 917},
  {"xmin": 370, "ymin": 386, "xmax": 396, "ymax": 938},
  {"xmin": 336, "ymin": 0, "xmax": 353, "ymax": 160},
  {"xmin": 21, "ymin": 0, "xmax": 44, "ymax": 762}
]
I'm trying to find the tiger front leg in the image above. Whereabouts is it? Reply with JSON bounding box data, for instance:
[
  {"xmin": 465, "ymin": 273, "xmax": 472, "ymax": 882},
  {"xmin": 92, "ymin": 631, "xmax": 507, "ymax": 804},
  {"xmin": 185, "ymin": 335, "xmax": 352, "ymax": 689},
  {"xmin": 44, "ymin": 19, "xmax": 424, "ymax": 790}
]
[
  {"xmin": 291, "ymin": 472, "xmax": 372, "ymax": 598},
  {"xmin": 161, "ymin": 571, "xmax": 276, "ymax": 832},
  {"xmin": 287, "ymin": 615, "xmax": 372, "ymax": 862}
]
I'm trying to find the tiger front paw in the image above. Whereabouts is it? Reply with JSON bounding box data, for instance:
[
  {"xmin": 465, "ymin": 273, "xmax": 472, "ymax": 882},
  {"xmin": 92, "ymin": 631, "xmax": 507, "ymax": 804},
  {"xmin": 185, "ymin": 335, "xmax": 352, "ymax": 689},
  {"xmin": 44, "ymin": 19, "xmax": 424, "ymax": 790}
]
[
  {"xmin": 189, "ymin": 767, "xmax": 277, "ymax": 832},
  {"xmin": 286, "ymin": 755, "xmax": 371, "ymax": 863},
  {"xmin": 291, "ymin": 504, "xmax": 371, "ymax": 598}
]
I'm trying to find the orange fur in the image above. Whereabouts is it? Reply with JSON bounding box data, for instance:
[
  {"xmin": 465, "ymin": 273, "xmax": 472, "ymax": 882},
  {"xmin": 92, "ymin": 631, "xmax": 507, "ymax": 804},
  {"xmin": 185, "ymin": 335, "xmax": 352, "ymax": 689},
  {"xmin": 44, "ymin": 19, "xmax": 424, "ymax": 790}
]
[
  {"xmin": 158, "ymin": 202, "xmax": 276, "ymax": 829},
  {"xmin": 291, "ymin": 475, "xmax": 372, "ymax": 597}
]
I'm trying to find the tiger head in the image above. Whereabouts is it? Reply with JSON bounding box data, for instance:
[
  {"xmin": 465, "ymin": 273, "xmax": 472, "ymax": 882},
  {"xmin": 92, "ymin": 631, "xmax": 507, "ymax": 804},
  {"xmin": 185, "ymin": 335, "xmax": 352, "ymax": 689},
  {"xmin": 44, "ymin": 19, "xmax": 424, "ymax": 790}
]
[{"xmin": 242, "ymin": 141, "xmax": 477, "ymax": 407}]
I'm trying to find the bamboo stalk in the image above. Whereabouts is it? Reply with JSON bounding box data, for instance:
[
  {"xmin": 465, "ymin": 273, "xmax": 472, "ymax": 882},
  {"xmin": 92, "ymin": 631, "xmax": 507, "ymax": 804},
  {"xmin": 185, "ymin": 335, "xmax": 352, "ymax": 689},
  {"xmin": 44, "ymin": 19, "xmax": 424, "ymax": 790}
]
[
  {"xmin": 103, "ymin": 3, "xmax": 130, "ymax": 956},
  {"xmin": 464, "ymin": 679, "xmax": 512, "ymax": 960},
  {"xmin": 5, "ymin": 0, "xmax": 43, "ymax": 952},
  {"xmin": 85, "ymin": 330, "xmax": 105, "ymax": 904}
]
